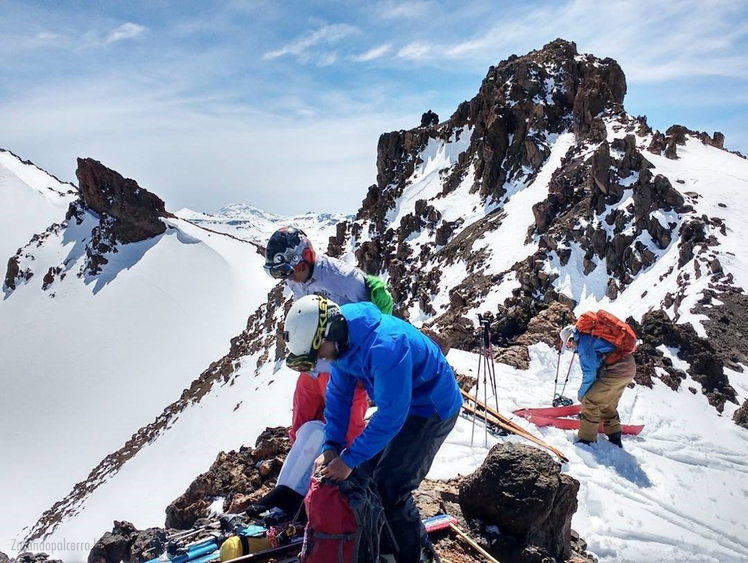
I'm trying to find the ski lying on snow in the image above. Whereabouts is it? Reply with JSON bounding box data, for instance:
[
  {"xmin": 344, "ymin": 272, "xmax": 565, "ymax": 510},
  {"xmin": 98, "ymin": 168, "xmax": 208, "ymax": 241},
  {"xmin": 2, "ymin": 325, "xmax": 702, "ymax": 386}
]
[
  {"xmin": 514, "ymin": 404, "xmax": 583, "ymax": 417},
  {"xmin": 514, "ymin": 410, "xmax": 644, "ymax": 435},
  {"xmin": 460, "ymin": 390, "xmax": 569, "ymax": 463}
]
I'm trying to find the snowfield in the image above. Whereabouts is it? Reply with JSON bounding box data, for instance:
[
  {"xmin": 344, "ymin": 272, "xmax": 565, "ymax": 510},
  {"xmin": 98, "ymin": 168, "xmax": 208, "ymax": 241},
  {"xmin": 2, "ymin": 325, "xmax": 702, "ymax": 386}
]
[{"xmin": 0, "ymin": 157, "xmax": 277, "ymax": 557}]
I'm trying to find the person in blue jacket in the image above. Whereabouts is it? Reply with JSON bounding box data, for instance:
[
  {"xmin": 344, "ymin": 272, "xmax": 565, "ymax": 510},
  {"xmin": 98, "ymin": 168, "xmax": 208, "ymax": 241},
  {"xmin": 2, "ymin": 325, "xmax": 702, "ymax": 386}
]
[
  {"xmin": 559, "ymin": 324, "xmax": 636, "ymax": 447},
  {"xmin": 283, "ymin": 295, "xmax": 462, "ymax": 563}
]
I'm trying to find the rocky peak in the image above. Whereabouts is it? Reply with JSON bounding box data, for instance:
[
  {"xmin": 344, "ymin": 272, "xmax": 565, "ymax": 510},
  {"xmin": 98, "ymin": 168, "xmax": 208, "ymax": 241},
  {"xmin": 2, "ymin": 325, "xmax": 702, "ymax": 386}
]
[
  {"xmin": 364, "ymin": 39, "xmax": 627, "ymax": 234},
  {"xmin": 76, "ymin": 158, "xmax": 170, "ymax": 244}
]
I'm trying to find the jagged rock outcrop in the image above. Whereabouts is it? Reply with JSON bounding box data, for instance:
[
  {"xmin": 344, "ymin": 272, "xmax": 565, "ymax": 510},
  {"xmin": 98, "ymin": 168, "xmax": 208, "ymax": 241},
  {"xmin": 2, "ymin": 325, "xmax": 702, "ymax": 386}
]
[
  {"xmin": 460, "ymin": 443, "xmax": 580, "ymax": 562},
  {"xmin": 420, "ymin": 110, "xmax": 439, "ymax": 128},
  {"xmin": 630, "ymin": 310, "xmax": 737, "ymax": 411},
  {"xmin": 494, "ymin": 302, "xmax": 575, "ymax": 369},
  {"xmin": 165, "ymin": 426, "xmax": 290, "ymax": 529},
  {"xmin": 88, "ymin": 521, "xmax": 166, "ymax": 563},
  {"xmin": 650, "ymin": 124, "xmax": 736, "ymax": 160},
  {"xmin": 346, "ymin": 39, "xmax": 631, "ymax": 325},
  {"xmin": 76, "ymin": 158, "xmax": 169, "ymax": 243},
  {"xmin": 75, "ymin": 158, "xmax": 171, "ymax": 275}
]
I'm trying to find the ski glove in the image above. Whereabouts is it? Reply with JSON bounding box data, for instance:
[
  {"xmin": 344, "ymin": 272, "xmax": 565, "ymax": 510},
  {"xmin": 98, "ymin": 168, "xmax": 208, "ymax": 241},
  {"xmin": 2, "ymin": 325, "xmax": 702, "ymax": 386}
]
[{"xmin": 365, "ymin": 275, "xmax": 394, "ymax": 314}]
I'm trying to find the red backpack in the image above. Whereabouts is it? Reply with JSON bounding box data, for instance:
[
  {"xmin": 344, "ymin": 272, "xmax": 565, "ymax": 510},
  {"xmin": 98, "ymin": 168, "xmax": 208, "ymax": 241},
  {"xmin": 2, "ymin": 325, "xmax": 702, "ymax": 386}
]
[
  {"xmin": 299, "ymin": 474, "xmax": 386, "ymax": 563},
  {"xmin": 576, "ymin": 310, "xmax": 637, "ymax": 365}
]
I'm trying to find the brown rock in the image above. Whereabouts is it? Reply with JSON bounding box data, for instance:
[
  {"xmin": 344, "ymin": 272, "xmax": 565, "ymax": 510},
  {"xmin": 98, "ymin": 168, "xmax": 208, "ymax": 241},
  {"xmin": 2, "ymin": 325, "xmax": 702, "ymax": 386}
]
[
  {"xmin": 734, "ymin": 400, "xmax": 748, "ymax": 429},
  {"xmin": 4, "ymin": 256, "xmax": 19, "ymax": 290},
  {"xmin": 76, "ymin": 158, "xmax": 169, "ymax": 244}
]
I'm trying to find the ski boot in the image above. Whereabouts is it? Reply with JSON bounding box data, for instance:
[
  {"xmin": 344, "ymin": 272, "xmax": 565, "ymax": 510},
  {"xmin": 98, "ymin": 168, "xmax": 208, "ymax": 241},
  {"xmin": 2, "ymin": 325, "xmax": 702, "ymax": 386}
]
[
  {"xmin": 607, "ymin": 431, "xmax": 623, "ymax": 448},
  {"xmin": 575, "ymin": 435, "xmax": 595, "ymax": 446}
]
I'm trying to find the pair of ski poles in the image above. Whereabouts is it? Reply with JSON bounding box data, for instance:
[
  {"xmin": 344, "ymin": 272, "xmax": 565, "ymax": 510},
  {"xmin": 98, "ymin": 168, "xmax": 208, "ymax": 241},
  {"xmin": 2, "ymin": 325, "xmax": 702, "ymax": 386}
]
[
  {"xmin": 470, "ymin": 315, "xmax": 500, "ymax": 448},
  {"xmin": 552, "ymin": 345, "xmax": 577, "ymax": 407}
]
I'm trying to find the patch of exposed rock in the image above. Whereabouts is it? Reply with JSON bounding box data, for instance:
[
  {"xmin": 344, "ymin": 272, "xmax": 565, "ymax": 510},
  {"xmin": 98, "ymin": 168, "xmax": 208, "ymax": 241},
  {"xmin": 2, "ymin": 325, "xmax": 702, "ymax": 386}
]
[
  {"xmin": 493, "ymin": 302, "xmax": 576, "ymax": 369},
  {"xmin": 649, "ymin": 124, "xmax": 742, "ymax": 160},
  {"xmin": 629, "ymin": 310, "xmax": 737, "ymax": 412},
  {"xmin": 165, "ymin": 427, "xmax": 290, "ymax": 529},
  {"xmin": 88, "ymin": 521, "xmax": 167, "ymax": 563},
  {"xmin": 76, "ymin": 158, "xmax": 169, "ymax": 243},
  {"xmin": 0, "ymin": 554, "xmax": 63, "ymax": 563},
  {"xmin": 694, "ymin": 288, "xmax": 748, "ymax": 372},
  {"xmin": 459, "ymin": 443, "xmax": 588, "ymax": 563},
  {"xmin": 75, "ymin": 158, "xmax": 171, "ymax": 275}
]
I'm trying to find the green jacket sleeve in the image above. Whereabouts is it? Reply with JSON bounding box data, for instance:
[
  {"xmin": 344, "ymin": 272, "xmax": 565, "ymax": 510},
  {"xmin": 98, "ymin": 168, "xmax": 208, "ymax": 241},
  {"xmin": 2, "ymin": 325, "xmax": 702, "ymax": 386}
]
[{"xmin": 365, "ymin": 275, "xmax": 394, "ymax": 314}]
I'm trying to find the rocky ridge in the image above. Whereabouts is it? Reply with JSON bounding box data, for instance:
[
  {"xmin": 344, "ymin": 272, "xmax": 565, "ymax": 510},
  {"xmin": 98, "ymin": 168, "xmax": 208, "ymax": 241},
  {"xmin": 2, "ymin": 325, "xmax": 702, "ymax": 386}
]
[{"xmin": 4, "ymin": 159, "xmax": 172, "ymax": 293}]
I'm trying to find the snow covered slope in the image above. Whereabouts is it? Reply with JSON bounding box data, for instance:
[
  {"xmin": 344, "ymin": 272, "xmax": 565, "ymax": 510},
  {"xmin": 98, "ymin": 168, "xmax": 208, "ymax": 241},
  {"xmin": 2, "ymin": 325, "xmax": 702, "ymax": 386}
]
[
  {"xmin": 0, "ymin": 161, "xmax": 282, "ymax": 555},
  {"xmin": 0, "ymin": 149, "xmax": 77, "ymax": 263}
]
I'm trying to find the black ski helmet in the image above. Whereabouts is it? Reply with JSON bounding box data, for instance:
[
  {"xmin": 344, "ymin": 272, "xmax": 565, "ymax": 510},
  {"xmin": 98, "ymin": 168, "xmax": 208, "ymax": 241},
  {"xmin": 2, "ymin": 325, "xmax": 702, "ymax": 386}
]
[{"xmin": 264, "ymin": 227, "xmax": 316, "ymax": 279}]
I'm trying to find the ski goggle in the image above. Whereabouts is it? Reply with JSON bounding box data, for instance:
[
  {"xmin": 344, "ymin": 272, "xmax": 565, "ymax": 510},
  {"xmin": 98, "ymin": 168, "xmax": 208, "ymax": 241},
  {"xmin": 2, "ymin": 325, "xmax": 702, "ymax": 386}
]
[
  {"xmin": 264, "ymin": 262, "xmax": 295, "ymax": 280},
  {"xmin": 263, "ymin": 249, "xmax": 303, "ymax": 279},
  {"xmin": 285, "ymin": 352, "xmax": 317, "ymax": 373}
]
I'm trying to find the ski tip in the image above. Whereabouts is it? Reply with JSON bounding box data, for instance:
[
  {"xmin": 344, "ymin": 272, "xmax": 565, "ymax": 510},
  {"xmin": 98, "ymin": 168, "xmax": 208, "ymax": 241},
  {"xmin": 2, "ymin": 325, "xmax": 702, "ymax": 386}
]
[{"xmin": 424, "ymin": 513, "xmax": 458, "ymax": 532}]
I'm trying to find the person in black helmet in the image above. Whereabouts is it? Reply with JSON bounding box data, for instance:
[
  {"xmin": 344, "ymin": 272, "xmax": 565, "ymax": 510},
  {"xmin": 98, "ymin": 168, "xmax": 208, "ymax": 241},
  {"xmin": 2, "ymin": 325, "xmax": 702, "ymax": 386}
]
[{"xmin": 264, "ymin": 226, "xmax": 393, "ymax": 312}]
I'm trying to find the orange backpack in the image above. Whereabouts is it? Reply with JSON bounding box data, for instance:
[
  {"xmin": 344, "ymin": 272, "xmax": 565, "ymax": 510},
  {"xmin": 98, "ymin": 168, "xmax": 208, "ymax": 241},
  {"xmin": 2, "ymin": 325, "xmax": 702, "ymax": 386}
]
[{"xmin": 576, "ymin": 310, "xmax": 637, "ymax": 365}]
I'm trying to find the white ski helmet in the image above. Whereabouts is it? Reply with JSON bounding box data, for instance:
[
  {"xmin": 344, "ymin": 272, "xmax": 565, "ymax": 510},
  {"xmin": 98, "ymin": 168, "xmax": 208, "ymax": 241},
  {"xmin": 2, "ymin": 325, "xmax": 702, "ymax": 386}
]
[{"xmin": 283, "ymin": 295, "xmax": 343, "ymax": 371}]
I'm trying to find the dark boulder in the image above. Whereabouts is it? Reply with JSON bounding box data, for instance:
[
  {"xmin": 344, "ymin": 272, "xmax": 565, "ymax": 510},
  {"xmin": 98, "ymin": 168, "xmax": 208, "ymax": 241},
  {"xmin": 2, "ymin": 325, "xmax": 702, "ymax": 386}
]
[{"xmin": 460, "ymin": 443, "xmax": 579, "ymax": 562}]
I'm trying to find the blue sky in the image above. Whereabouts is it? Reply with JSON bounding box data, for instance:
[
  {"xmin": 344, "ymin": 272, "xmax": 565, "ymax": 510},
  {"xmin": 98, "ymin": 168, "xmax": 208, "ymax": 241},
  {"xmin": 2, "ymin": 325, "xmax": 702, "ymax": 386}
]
[{"xmin": 1, "ymin": 0, "xmax": 747, "ymax": 215}]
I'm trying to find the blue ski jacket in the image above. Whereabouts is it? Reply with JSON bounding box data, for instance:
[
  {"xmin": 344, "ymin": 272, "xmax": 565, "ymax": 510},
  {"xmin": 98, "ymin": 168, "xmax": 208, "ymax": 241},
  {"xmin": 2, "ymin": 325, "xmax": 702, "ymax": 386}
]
[
  {"xmin": 322, "ymin": 302, "xmax": 463, "ymax": 468},
  {"xmin": 575, "ymin": 331, "xmax": 616, "ymax": 400}
]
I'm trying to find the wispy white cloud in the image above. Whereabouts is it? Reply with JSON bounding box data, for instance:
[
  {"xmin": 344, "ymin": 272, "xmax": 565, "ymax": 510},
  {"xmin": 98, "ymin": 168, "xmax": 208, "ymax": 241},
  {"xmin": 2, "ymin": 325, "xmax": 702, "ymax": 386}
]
[
  {"xmin": 377, "ymin": 1, "xmax": 432, "ymax": 20},
  {"xmin": 106, "ymin": 22, "xmax": 147, "ymax": 44},
  {"xmin": 350, "ymin": 44, "xmax": 392, "ymax": 62},
  {"xmin": 389, "ymin": 0, "xmax": 748, "ymax": 83},
  {"xmin": 263, "ymin": 23, "xmax": 358, "ymax": 63},
  {"xmin": 35, "ymin": 32, "xmax": 61, "ymax": 41},
  {"xmin": 396, "ymin": 41, "xmax": 433, "ymax": 61},
  {"xmin": 0, "ymin": 75, "xmax": 414, "ymax": 215}
]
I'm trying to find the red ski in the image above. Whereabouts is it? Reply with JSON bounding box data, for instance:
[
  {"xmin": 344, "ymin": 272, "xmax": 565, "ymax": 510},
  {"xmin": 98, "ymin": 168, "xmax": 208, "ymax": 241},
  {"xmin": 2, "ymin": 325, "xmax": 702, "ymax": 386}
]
[
  {"xmin": 514, "ymin": 404, "xmax": 583, "ymax": 418},
  {"xmin": 513, "ymin": 407, "xmax": 644, "ymax": 435}
]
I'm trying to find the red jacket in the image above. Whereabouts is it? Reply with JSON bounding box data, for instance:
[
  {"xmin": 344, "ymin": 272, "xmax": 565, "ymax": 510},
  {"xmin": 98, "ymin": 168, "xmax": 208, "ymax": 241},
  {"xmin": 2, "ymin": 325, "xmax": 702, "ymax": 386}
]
[{"xmin": 290, "ymin": 372, "xmax": 367, "ymax": 446}]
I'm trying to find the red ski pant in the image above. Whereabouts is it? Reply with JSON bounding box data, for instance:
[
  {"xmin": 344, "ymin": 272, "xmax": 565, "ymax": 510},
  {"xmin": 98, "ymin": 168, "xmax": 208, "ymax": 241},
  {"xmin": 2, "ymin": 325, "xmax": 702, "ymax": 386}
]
[{"xmin": 290, "ymin": 372, "xmax": 367, "ymax": 447}]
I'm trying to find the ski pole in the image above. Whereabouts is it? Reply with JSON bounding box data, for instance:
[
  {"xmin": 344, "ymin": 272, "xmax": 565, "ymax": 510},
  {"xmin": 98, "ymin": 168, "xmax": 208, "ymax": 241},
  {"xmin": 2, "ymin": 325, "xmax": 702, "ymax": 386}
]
[
  {"xmin": 485, "ymin": 321, "xmax": 499, "ymax": 413},
  {"xmin": 552, "ymin": 348, "xmax": 562, "ymax": 405},
  {"xmin": 471, "ymin": 330, "xmax": 482, "ymax": 448},
  {"xmin": 558, "ymin": 350, "xmax": 577, "ymax": 400},
  {"xmin": 480, "ymin": 319, "xmax": 489, "ymax": 448}
]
